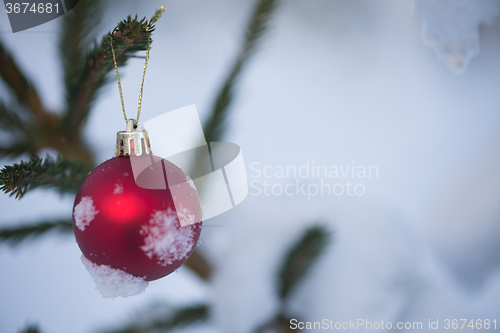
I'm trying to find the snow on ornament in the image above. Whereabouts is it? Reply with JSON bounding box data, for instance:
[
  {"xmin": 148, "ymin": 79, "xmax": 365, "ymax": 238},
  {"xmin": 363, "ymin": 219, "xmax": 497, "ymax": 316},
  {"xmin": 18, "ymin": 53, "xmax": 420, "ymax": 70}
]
[{"xmin": 73, "ymin": 120, "xmax": 202, "ymax": 298}]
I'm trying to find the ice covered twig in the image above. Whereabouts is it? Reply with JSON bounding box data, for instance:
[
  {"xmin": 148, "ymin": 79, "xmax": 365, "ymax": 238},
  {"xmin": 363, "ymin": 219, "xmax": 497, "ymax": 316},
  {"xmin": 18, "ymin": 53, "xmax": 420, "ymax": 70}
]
[{"xmin": 414, "ymin": 0, "xmax": 500, "ymax": 73}]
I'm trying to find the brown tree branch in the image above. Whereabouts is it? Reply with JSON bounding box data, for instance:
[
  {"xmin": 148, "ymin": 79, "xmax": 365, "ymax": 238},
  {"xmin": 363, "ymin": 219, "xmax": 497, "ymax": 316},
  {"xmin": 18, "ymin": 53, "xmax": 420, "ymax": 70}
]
[
  {"xmin": 0, "ymin": 38, "xmax": 51, "ymax": 126},
  {"xmin": 185, "ymin": 249, "xmax": 212, "ymax": 280}
]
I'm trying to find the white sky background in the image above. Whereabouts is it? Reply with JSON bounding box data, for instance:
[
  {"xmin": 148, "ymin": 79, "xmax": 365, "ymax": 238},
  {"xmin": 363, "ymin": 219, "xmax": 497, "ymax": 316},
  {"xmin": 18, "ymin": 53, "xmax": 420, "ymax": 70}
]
[{"xmin": 1, "ymin": 0, "xmax": 500, "ymax": 332}]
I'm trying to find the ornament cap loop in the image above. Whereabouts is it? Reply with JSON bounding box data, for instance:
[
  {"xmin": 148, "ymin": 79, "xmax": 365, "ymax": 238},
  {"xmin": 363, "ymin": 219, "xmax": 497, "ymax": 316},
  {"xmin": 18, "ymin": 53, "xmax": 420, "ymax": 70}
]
[
  {"xmin": 126, "ymin": 119, "xmax": 135, "ymax": 132},
  {"xmin": 116, "ymin": 119, "xmax": 152, "ymax": 157}
]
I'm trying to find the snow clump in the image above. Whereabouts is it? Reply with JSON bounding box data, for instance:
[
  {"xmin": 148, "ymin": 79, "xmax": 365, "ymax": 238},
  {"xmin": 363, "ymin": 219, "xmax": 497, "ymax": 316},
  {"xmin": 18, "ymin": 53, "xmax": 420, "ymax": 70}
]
[
  {"xmin": 140, "ymin": 209, "xmax": 196, "ymax": 266},
  {"xmin": 74, "ymin": 196, "xmax": 99, "ymax": 231},
  {"xmin": 81, "ymin": 256, "xmax": 148, "ymax": 299}
]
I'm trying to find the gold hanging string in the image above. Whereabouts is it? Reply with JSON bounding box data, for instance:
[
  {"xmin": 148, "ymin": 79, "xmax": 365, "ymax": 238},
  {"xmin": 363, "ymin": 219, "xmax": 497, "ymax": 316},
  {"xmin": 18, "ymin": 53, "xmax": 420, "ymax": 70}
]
[
  {"xmin": 109, "ymin": 29, "xmax": 151, "ymax": 127},
  {"xmin": 109, "ymin": 33, "xmax": 126, "ymax": 123},
  {"xmin": 137, "ymin": 30, "xmax": 151, "ymax": 126}
]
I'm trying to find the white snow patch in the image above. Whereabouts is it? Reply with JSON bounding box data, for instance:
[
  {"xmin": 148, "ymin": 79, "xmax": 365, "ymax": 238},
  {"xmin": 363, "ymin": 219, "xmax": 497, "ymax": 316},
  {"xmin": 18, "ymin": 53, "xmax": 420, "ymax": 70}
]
[
  {"xmin": 81, "ymin": 256, "xmax": 148, "ymax": 299},
  {"xmin": 140, "ymin": 209, "xmax": 196, "ymax": 266},
  {"xmin": 114, "ymin": 184, "xmax": 124, "ymax": 194},
  {"xmin": 74, "ymin": 196, "xmax": 99, "ymax": 231},
  {"xmin": 186, "ymin": 175, "xmax": 197, "ymax": 190}
]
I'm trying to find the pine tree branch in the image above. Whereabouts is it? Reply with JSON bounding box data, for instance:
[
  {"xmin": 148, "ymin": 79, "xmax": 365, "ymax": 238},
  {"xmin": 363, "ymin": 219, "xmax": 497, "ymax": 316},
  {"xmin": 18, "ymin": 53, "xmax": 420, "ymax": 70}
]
[
  {"xmin": 203, "ymin": 0, "xmax": 279, "ymax": 142},
  {"xmin": 0, "ymin": 140, "xmax": 35, "ymax": 159},
  {"xmin": 0, "ymin": 39, "xmax": 93, "ymax": 163},
  {"xmin": 278, "ymin": 225, "xmax": 331, "ymax": 299},
  {"xmin": 101, "ymin": 304, "xmax": 209, "ymax": 333},
  {"xmin": 254, "ymin": 314, "xmax": 298, "ymax": 333},
  {"xmin": 62, "ymin": 7, "xmax": 166, "ymax": 135},
  {"xmin": 187, "ymin": 0, "xmax": 279, "ymax": 281},
  {"xmin": 0, "ymin": 37, "xmax": 51, "ymax": 126},
  {"xmin": 19, "ymin": 324, "xmax": 43, "ymax": 333},
  {"xmin": 0, "ymin": 155, "xmax": 90, "ymax": 199},
  {"xmin": 0, "ymin": 99, "xmax": 32, "ymax": 133},
  {"xmin": 254, "ymin": 227, "xmax": 331, "ymax": 332},
  {"xmin": 0, "ymin": 219, "xmax": 73, "ymax": 246},
  {"xmin": 0, "ymin": 98, "xmax": 37, "ymax": 158},
  {"xmin": 59, "ymin": 0, "xmax": 102, "ymax": 123},
  {"xmin": 184, "ymin": 249, "xmax": 212, "ymax": 280}
]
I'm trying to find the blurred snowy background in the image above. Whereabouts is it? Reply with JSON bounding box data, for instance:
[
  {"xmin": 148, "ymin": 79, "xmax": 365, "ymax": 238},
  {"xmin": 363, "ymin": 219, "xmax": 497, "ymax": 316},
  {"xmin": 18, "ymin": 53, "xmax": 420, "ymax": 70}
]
[{"xmin": 1, "ymin": 0, "xmax": 500, "ymax": 332}]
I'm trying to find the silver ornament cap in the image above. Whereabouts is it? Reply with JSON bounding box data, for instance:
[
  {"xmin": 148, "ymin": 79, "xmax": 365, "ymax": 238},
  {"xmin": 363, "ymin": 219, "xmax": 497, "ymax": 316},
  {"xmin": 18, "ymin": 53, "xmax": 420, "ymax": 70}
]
[{"xmin": 116, "ymin": 119, "xmax": 152, "ymax": 156}]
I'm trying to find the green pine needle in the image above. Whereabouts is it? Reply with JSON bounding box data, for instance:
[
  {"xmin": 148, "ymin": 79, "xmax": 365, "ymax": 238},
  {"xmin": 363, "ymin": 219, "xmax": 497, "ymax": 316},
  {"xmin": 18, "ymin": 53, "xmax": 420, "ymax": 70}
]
[
  {"xmin": 0, "ymin": 99, "xmax": 35, "ymax": 158},
  {"xmin": 149, "ymin": 6, "xmax": 167, "ymax": 26},
  {"xmin": 0, "ymin": 99, "xmax": 32, "ymax": 133},
  {"xmin": 102, "ymin": 304, "xmax": 209, "ymax": 333},
  {"xmin": 0, "ymin": 37, "xmax": 47, "ymax": 124},
  {"xmin": 62, "ymin": 6, "xmax": 167, "ymax": 133},
  {"xmin": 0, "ymin": 141, "xmax": 35, "ymax": 159},
  {"xmin": 254, "ymin": 314, "xmax": 299, "ymax": 333},
  {"xmin": 18, "ymin": 324, "xmax": 43, "ymax": 333},
  {"xmin": 203, "ymin": 0, "xmax": 279, "ymax": 142},
  {"xmin": 0, "ymin": 155, "xmax": 90, "ymax": 199},
  {"xmin": 0, "ymin": 219, "xmax": 73, "ymax": 246},
  {"xmin": 278, "ymin": 225, "xmax": 332, "ymax": 299},
  {"xmin": 59, "ymin": 0, "xmax": 102, "ymax": 131}
]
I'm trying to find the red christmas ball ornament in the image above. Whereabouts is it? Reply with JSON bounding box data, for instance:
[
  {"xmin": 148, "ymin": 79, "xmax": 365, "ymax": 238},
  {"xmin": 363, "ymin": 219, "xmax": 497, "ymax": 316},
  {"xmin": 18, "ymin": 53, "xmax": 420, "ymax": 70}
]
[{"xmin": 73, "ymin": 120, "xmax": 202, "ymax": 298}]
